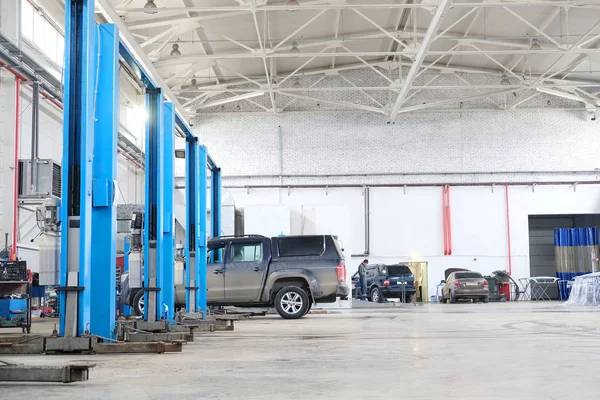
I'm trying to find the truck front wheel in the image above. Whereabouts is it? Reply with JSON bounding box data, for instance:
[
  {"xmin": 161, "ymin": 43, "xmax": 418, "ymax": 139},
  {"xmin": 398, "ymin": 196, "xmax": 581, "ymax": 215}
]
[{"xmin": 275, "ymin": 286, "xmax": 310, "ymax": 319}]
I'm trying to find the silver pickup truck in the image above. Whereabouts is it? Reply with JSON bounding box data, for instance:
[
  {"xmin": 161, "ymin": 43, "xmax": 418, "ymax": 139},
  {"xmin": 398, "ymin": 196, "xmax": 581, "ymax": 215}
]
[{"xmin": 125, "ymin": 234, "xmax": 349, "ymax": 319}]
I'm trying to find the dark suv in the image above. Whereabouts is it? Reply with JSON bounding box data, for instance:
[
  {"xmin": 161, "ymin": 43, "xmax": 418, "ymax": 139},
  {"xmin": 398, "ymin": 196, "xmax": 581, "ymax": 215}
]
[{"xmin": 352, "ymin": 264, "xmax": 416, "ymax": 303}]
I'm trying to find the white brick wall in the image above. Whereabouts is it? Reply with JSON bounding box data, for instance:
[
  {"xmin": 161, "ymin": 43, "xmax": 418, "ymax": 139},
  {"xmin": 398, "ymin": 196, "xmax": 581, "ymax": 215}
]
[{"xmin": 194, "ymin": 109, "xmax": 600, "ymax": 185}]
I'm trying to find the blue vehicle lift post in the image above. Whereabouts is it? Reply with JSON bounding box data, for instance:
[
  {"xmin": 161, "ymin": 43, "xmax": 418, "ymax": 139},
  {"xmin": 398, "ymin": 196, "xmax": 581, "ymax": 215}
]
[
  {"xmin": 143, "ymin": 89, "xmax": 165, "ymax": 323},
  {"xmin": 184, "ymin": 139, "xmax": 208, "ymax": 315},
  {"xmin": 211, "ymin": 167, "xmax": 222, "ymax": 241},
  {"xmin": 162, "ymin": 102, "xmax": 175, "ymax": 321},
  {"xmin": 57, "ymin": 0, "xmax": 120, "ymax": 346},
  {"xmin": 89, "ymin": 23, "xmax": 119, "ymax": 339},
  {"xmin": 210, "ymin": 166, "xmax": 221, "ymax": 266},
  {"xmin": 122, "ymin": 239, "xmax": 131, "ymax": 317},
  {"xmin": 58, "ymin": 0, "xmax": 96, "ymax": 340},
  {"xmin": 197, "ymin": 145, "xmax": 208, "ymax": 312}
]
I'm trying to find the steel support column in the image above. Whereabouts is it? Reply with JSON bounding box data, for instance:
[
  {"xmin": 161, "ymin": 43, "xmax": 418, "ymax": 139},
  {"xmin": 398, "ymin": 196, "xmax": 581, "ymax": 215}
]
[
  {"xmin": 144, "ymin": 89, "xmax": 164, "ymax": 322},
  {"xmin": 161, "ymin": 102, "xmax": 175, "ymax": 321},
  {"xmin": 90, "ymin": 23, "xmax": 119, "ymax": 339},
  {"xmin": 59, "ymin": 0, "xmax": 96, "ymax": 338}
]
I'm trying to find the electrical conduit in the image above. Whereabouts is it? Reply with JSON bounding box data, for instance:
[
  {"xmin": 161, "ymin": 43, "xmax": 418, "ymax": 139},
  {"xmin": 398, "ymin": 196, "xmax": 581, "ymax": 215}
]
[{"xmin": 11, "ymin": 77, "xmax": 22, "ymax": 259}]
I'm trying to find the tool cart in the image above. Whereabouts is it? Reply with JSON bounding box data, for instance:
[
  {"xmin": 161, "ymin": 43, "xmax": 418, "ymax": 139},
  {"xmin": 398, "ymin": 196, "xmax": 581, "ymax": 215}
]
[{"xmin": 0, "ymin": 260, "xmax": 31, "ymax": 333}]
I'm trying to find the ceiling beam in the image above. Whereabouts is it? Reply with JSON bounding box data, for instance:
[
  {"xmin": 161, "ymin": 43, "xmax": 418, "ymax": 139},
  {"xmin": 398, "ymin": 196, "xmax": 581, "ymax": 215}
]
[
  {"xmin": 390, "ymin": 0, "xmax": 452, "ymax": 121},
  {"xmin": 194, "ymin": 91, "xmax": 267, "ymax": 110},
  {"xmin": 397, "ymin": 88, "xmax": 516, "ymax": 114},
  {"xmin": 95, "ymin": 0, "xmax": 193, "ymax": 125},
  {"xmin": 174, "ymin": 83, "xmax": 600, "ymax": 94},
  {"xmin": 279, "ymin": 92, "xmax": 388, "ymax": 114},
  {"xmin": 115, "ymin": 2, "xmax": 600, "ymax": 14},
  {"xmin": 155, "ymin": 47, "xmax": 600, "ymax": 66},
  {"xmin": 180, "ymin": 58, "xmax": 600, "ymax": 93}
]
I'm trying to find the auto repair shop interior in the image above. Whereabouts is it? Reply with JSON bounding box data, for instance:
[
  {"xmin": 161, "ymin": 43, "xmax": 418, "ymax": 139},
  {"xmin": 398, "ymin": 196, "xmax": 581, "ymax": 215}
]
[{"xmin": 1, "ymin": 0, "xmax": 600, "ymax": 398}]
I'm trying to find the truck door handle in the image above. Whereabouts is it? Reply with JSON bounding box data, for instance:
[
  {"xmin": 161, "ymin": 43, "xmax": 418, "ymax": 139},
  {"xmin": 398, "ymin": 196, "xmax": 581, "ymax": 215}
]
[
  {"xmin": 253, "ymin": 266, "xmax": 260, "ymax": 272},
  {"xmin": 213, "ymin": 269, "xmax": 224, "ymax": 274}
]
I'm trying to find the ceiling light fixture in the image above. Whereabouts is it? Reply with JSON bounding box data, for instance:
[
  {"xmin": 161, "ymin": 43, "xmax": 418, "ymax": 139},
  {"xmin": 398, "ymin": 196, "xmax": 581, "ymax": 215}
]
[
  {"xmin": 290, "ymin": 40, "xmax": 300, "ymax": 54},
  {"xmin": 170, "ymin": 43, "xmax": 181, "ymax": 57},
  {"xmin": 500, "ymin": 74, "xmax": 510, "ymax": 85},
  {"xmin": 190, "ymin": 78, "xmax": 198, "ymax": 90},
  {"xmin": 286, "ymin": 0, "xmax": 300, "ymax": 12},
  {"xmin": 530, "ymin": 38, "xmax": 541, "ymax": 51},
  {"xmin": 144, "ymin": 0, "xmax": 158, "ymax": 14}
]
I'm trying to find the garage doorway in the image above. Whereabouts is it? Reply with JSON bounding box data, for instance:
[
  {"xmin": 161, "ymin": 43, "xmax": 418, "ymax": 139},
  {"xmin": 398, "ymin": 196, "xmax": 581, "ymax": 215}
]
[
  {"xmin": 528, "ymin": 214, "xmax": 600, "ymax": 299},
  {"xmin": 408, "ymin": 262, "xmax": 428, "ymax": 302}
]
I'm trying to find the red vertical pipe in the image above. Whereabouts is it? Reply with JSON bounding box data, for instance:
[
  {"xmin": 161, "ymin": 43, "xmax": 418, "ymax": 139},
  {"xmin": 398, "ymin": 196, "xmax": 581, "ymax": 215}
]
[
  {"xmin": 11, "ymin": 77, "xmax": 22, "ymax": 260},
  {"xmin": 446, "ymin": 185, "xmax": 453, "ymax": 256},
  {"xmin": 505, "ymin": 184, "xmax": 513, "ymax": 275},
  {"xmin": 442, "ymin": 186, "xmax": 448, "ymax": 255}
]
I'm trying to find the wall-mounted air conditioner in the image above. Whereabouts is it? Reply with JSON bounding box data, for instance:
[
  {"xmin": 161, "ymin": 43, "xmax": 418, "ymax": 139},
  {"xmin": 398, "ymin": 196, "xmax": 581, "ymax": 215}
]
[{"xmin": 17, "ymin": 159, "xmax": 62, "ymax": 199}]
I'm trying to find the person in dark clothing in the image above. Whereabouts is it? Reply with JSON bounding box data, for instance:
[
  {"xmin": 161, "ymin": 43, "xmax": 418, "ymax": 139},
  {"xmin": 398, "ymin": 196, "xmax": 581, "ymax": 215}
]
[{"xmin": 358, "ymin": 259, "xmax": 369, "ymax": 300}]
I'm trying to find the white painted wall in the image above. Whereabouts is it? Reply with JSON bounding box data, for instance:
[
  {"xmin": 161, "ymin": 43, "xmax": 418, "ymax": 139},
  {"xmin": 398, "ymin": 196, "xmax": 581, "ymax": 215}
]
[
  {"xmin": 191, "ymin": 107, "xmax": 600, "ymax": 300},
  {"xmin": 195, "ymin": 110, "xmax": 600, "ymax": 186},
  {"xmin": 228, "ymin": 184, "xmax": 600, "ymax": 299}
]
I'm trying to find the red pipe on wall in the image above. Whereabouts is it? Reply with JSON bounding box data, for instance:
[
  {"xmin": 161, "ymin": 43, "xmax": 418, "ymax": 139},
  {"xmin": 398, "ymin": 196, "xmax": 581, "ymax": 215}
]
[
  {"xmin": 505, "ymin": 184, "xmax": 513, "ymax": 275},
  {"xmin": 442, "ymin": 185, "xmax": 453, "ymax": 256},
  {"xmin": 11, "ymin": 77, "xmax": 22, "ymax": 260},
  {"xmin": 446, "ymin": 185, "xmax": 452, "ymax": 256},
  {"xmin": 442, "ymin": 186, "xmax": 448, "ymax": 255},
  {"xmin": 117, "ymin": 149, "xmax": 144, "ymax": 169}
]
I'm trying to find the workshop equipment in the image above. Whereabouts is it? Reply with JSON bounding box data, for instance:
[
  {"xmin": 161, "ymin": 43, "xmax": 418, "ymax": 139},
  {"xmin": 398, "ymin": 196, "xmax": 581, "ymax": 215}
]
[
  {"xmin": 0, "ymin": 260, "xmax": 31, "ymax": 333},
  {"xmin": 485, "ymin": 270, "xmax": 512, "ymax": 302},
  {"xmin": 36, "ymin": 198, "xmax": 61, "ymax": 286}
]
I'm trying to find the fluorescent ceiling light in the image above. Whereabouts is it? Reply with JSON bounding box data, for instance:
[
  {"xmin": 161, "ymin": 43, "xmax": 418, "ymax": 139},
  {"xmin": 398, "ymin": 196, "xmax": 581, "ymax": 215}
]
[
  {"xmin": 290, "ymin": 40, "xmax": 300, "ymax": 54},
  {"xmin": 286, "ymin": 0, "xmax": 300, "ymax": 12},
  {"xmin": 144, "ymin": 0, "xmax": 158, "ymax": 14},
  {"xmin": 170, "ymin": 43, "xmax": 181, "ymax": 57},
  {"xmin": 530, "ymin": 39, "xmax": 541, "ymax": 51}
]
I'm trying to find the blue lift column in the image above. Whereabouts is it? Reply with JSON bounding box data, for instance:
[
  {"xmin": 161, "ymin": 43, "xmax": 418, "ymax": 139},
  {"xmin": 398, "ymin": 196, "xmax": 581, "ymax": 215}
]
[
  {"xmin": 90, "ymin": 23, "xmax": 119, "ymax": 339},
  {"xmin": 59, "ymin": 0, "xmax": 96, "ymax": 339},
  {"xmin": 211, "ymin": 168, "xmax": 222, "ymax": 242},
  {"xmin": 162, "ymin": 102, "xmax": 175, "ymax": 321},
  {"xmin": 198, "ymin": 146, "xmax": 208, "ymax": 312},
  {"xmin": 143, "ymin": 89, "xmax": 165, "ymax": 322},
  {"xmin": 122, "ymin": 240, "xmax": 131, "ymax": 317},
  {"xmin": 185, "ymin": 139, "xmax": 208, "ymax": 315}
]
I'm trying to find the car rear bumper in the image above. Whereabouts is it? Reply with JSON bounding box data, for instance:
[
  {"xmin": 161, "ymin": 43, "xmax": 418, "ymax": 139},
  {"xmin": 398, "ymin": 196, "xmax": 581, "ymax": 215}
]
[
  {"xmin": 454, "ymin": 289, "xmax": 488, "ymax": 298},
  {"xmin": 337, "ymin": 283, "xmax": 350, "ymax": 299},
  {"xmin": 382, "ymin": 288, "xmax": 416, "ymax": 298}
]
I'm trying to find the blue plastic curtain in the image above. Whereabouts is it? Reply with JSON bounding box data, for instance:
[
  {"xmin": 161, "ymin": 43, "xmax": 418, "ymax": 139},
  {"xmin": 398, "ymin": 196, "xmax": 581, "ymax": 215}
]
[{"xmin": 554, "ymin": 227, "xmax": 599, "ymax": 300}]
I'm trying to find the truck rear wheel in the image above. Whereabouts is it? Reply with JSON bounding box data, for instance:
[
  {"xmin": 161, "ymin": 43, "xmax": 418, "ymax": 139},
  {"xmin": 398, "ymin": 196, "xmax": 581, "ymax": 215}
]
[
  {"xmin": 275, "ymin": 286, "xmax": 309, "ymax": 319},
  {"xmin": 133, "ymin": 290, "xmax": 144, "ymax": 317}
]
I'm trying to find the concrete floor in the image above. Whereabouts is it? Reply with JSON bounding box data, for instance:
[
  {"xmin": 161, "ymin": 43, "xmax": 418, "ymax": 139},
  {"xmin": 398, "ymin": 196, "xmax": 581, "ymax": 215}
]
[{"xmin": 2, "ymin": 302, "xmax": 600, "ymax": 399}]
